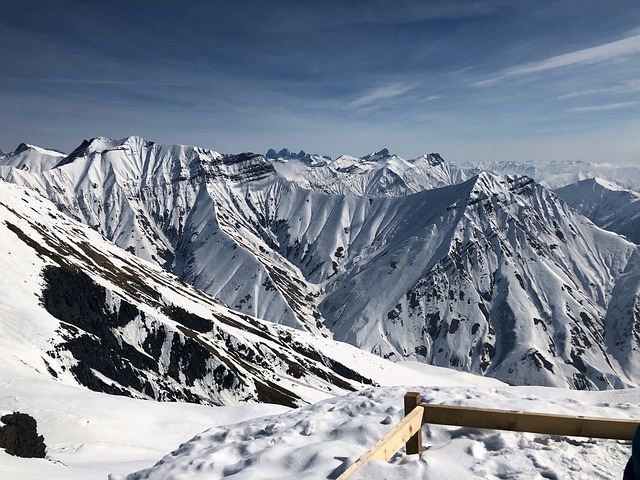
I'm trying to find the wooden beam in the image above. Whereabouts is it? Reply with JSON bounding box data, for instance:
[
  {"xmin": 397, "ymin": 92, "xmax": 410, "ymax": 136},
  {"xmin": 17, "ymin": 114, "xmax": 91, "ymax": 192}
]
[
  {"xmin": 337, "ymin": 405, "xmax": 424, "ymax": 479},
  {"xmin": 404, "ymin": 392, "xmax": 424, "ymax": 455},
  {"xmin": 422, "ymin": 403, "xmax": 639, "ymax": 440}
]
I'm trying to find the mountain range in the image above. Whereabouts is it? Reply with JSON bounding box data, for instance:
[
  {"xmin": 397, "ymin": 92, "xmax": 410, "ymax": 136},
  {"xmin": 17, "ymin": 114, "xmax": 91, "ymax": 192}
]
[
  {"xmin": 3, "ymin": 177, "xmax": 459, "ymax": 408},
  {"xmin": 1, "ymin": 136, "xmax": 639, "ymax": 393}
]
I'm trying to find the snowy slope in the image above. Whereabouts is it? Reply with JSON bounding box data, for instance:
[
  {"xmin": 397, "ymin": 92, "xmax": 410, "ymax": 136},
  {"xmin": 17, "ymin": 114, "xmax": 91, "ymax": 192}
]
[
  {"xmin": 3, "ymin": 179, "xmax": 502, "ymax": 410},
  {"xmin": 1, "ymin": 179, "xmax": 519, "ymax": 480},
  {"xmin": 0, "ymin": 378, "xmax": 289, "ymax": 480},
  {"xmin": 0, "ymin": 136, "xmax": 327, "ymax": 334},
  {"xmin": 1, "ymin": 136, "xmax": 638, "ymax": 390},
  {"xmin": 215, "ymin": 168, "xmax": 638, "ymax": 388},
  {"xmin": 555, "ymin": 178, "xmax": 640, "ymax": 244},
  {"xmin": 0, "ymin": 143, "xmax": 66, "ymax": 172},
  {"xmin": 117, "ymin": 385, "xmax": 640, "ymax": 480},
  {"xmin": 307, "ymin": 174, "xmax": 639, "ymax": 389}
]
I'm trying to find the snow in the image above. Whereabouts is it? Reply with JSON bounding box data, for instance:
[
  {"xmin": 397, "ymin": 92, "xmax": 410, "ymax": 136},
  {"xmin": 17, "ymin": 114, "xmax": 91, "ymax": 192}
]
[
  {"xmin": 2, "ymin": 136, "xmax": 639, "ymax": 389},
  {"xmin": 116, "ymin": 385, "xmax": 640, "ymax": 480},
  {"xmin": 470, "ymin": 159, "xmax": 640, "ymax": 191},
  {"xmin": 0, "ymin": 378, "xmax": 288, "ymax": 480},
  {"xmin": 22, "ymin": 144, "xmax": 66, "ymax": 157},
  {"xmin": 1, "ymin": 137, "xmax": 640, "ymax": 479},
  {"xmin": 3, "ymin": 359, "xmax": 637, "ymax": 480},
  {"xmin": 556, "ymin": 177, "xmax": 640, "ymax": 244}
]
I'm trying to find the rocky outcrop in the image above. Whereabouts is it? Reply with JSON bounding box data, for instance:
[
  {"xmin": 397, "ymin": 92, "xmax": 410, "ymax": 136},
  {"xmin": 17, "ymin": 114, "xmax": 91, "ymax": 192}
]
[{"xmin": 0, "ymin": 412, "xmax": 46, "ymax": 458}]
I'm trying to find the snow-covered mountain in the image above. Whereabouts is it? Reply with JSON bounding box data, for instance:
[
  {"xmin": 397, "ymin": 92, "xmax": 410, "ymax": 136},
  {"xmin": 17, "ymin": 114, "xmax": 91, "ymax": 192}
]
[
  {"xmin": 0, "ymin": 143, "xmax": 66, "ymax": 172},
  {"xmin": 266, "ymin": 147, "xmax": 331, "ymax": 167},
  {"xmin": 2, "ymin": 179, "xmax": 446, "ymax": 408},
  {"xmin": 2, "ymin": 136, "xmax": 639, "ymax": 390},
  {"xmin": 555, "ymin": 178, "xmax": 640, "ymax": 245},
  {"xmin": 0, "ymin": 136, "xmax": 327, "ymax": 335},
  {"xmin": 270, "ymin": 148, "xmax": 473, "ymax": 196}
]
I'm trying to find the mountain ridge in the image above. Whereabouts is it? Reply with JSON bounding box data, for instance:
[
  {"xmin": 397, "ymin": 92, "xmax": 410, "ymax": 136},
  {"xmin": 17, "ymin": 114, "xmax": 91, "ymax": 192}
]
[
  {"xmin": 4, "ymin": 179, "xmax": 454, "ymax": 407},
  {"xmin": 1, "ymin": 135, "xmax": 638, "ymax": 390},
  {"xmin": 555, "ymin": 177, "xmax": 640, "ymax": 244}
]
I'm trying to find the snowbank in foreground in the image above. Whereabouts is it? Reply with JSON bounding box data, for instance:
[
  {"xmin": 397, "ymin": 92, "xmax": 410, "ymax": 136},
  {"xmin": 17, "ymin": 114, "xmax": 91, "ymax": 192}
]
[
  {"xmin": 118, "ymin": 386, "xmax": 640, "ymax": 480},
  {"xmin": 0, "ymin": 378, "xmax": 289, "ymax": 480}
]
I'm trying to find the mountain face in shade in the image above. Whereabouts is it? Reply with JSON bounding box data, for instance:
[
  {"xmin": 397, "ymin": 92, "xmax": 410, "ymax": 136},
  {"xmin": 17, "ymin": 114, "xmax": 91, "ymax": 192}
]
[
  {"xmin": 1, "ymin": 135, "xmax": 639, "ymax": 390},
  {"xmin": 555, "ymin": 177, "xmax": 640, "ymax": 245}
]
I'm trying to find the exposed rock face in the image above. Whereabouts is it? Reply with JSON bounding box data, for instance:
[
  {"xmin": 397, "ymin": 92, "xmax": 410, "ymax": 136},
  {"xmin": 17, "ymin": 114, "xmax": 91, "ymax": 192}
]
[{"xmin": 0, "ymin": 412, "xmax": 46, "ymax": 458}]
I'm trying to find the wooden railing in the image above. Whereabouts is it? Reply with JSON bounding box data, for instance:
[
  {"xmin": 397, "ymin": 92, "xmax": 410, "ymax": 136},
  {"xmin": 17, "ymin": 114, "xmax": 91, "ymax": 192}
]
[{"xmin": 337, "ymin": 391, "xmax": 638, "ymax": 479}]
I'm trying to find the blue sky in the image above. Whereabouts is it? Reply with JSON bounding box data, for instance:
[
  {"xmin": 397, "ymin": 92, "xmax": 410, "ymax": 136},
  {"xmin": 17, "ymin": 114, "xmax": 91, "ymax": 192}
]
[{"xmin": 1, "ymin": 1, "xmax": 639, "ymax": 164}]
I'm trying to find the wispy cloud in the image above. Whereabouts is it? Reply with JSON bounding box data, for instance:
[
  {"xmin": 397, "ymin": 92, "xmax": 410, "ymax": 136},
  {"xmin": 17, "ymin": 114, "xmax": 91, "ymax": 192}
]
[
  {"xmin": 557, "ymin": 79, "xmax": 640, "ymax": 99},
  {"xmin": 350, "ymin": 83, "xmax": 414, "ymax": 107},
  {"xmin": 566, "ymin": 101, "xmax": 638, "ymax": 112},
  {"xmin": 473, "ymin": 33, "xmax": 640, "ymax": 87}
]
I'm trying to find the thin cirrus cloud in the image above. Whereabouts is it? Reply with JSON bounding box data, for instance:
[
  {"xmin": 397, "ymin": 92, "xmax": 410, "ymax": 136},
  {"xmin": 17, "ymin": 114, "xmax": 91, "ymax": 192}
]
[
  {"xmin": 472, "ymin": 33, "xmax": 640, "ymax": 87},
  {"xmin": 349, "ymin": 83, "xmax": 415, "ymax": 108},
  {"xmin": 557, "ymin": 79, "xmax": 640, "ymax": 99},
  {"xmin": 566, "ymin": 101, "xmax": 638, "ymax": 112}
]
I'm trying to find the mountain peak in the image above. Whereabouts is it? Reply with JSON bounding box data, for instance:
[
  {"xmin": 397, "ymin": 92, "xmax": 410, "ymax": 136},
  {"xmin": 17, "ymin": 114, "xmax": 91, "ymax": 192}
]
[
  {"xmin": 56, "ymin": 136, "xmax": 161, "ymax": 167},
  {"xmin": 10, "ymin": 143, "xmax": 65, "ymax": 157},
  {"xmin": 14, "ymin": 143, "xmax": 31, "ymax": 154},
  {"xmin": 473, "ymin": 171, "xmax": 535, "ymax": 193},
  {"xmin": 362, "ymin": 148, "xmax": 392, "ymax": 162},
  {"xmin": 265, "ymin": 147, "xmax": 331, "ymax": 167},
  {"xmin": 426, "ymin": 153, "xmax": 445, "ymax": 166}
]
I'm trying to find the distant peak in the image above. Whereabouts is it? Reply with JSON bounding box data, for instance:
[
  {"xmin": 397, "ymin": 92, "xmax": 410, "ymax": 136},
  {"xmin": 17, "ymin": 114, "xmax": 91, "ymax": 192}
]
[
  {"xmin": 362, "ymin": 148, "xmax": 392, "ymax": 162},
  {"xmin": 265, "ymin": 147, "xmax": 331, "ymax": 166},
  {"xmin": 11, "ymin": 142, "xmax": 67, "ymax": 158},
  {"xmin": 591, "ymin": 177, "xmax": 622, "ymax": 189}
]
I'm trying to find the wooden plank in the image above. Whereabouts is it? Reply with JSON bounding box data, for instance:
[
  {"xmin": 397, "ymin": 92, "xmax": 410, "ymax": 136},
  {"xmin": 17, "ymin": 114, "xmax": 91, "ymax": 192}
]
[
  {"xmin": 404, "ymin": 392, "xmax": 424, "ymax": 455},
  {"xmin": 422, "ymin": 403, "xmax": 639, "ymax": 440},
  {"xmin": 337, "ymin": 405, "xmax": 425, "ymax": 479}
]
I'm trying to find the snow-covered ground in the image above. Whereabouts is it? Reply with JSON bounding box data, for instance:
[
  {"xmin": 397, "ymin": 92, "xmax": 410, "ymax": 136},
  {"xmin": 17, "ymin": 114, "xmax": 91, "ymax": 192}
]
[
  {"xmin": 116, "ymin": 385, "xmax": 640, "ymax": 480},
  {"xmin": 0, "ymin": 377, "xmax": 288, "ymax": 480},
  {"xmin": 2, "ymin": 368, "xmax": 638, "ymax": 479}
]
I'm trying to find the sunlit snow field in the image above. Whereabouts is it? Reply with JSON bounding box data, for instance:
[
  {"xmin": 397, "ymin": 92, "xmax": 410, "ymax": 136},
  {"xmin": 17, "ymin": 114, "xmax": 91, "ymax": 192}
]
[{"xmin": 1, "ymin": 367, "xmax": 638, "ymax": 479}]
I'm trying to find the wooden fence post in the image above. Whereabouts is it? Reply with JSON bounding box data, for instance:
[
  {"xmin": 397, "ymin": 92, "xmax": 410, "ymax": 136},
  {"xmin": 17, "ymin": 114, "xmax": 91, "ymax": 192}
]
[{"xmin": 404, "ymin": 392, "xmax": 424, "ymax": 455}]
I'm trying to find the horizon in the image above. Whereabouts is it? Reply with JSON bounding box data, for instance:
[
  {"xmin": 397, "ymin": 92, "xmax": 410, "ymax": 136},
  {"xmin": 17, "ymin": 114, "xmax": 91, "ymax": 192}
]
[
  {"xmin": 1, "ymin": 1, "xmax": 640, "ymax": 165},
  {"xmin": 4, "ymin": 133, "xmax": 640, "ymax": 168}
]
